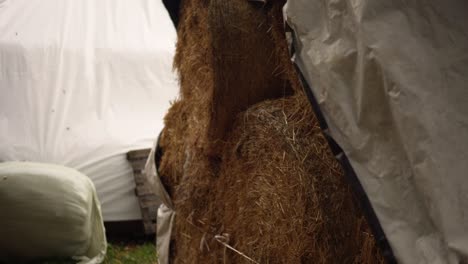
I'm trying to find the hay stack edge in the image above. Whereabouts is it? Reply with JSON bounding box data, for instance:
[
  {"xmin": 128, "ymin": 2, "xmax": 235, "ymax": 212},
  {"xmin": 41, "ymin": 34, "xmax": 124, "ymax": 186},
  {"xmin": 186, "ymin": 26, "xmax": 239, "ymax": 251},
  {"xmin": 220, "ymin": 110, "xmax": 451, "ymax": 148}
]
[{"xmin": 158, "ymin": 0, "xmax": 385, "ymax": 263}]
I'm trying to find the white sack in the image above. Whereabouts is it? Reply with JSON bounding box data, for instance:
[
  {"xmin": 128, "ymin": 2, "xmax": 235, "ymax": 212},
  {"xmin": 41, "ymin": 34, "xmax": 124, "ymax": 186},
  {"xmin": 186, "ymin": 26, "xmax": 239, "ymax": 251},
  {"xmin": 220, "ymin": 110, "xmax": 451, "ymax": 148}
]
[
  {"xmin": 0, "ymin": 162, "xmax": 107, "ymax": 264},
  {"xmin": 284, "ymin": 0, "xmax": 468, "ymax": 263}
]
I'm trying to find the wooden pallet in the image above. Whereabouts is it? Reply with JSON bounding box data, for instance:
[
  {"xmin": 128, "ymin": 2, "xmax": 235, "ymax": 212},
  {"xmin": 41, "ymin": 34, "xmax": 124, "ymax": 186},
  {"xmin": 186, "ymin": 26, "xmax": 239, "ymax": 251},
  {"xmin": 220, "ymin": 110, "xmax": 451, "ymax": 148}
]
[{"xmin": 126, "ymin": 148, "xmax": 158, "ymax": 234}]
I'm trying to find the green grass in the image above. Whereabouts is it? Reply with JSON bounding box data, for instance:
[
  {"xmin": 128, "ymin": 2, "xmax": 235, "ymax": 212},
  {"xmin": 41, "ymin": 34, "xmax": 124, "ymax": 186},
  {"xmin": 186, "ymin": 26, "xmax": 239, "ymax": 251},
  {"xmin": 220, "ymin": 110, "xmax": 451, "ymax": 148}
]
[
  {"xmin": 39, "ymin": 243, "xmax": 157, "ymax": 264},
  {"xmin": 104, "ymin": 243, "xmax": 157, "ymax": 264}
]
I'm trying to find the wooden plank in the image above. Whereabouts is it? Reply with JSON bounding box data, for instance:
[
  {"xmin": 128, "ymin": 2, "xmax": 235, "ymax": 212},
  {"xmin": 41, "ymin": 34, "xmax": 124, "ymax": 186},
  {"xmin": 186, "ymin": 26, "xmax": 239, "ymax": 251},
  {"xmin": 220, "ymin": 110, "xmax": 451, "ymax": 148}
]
[
  {"xmin": 140, "ymin": 208, "xmax": 157, "ymax": 221},
  {"xmin": 139, "ymin": 195, "xmax": 160, "ymax": 208},
  {"xmin": 136, "ymin": 185, "xmax": 154, "ymax": 196},
  {"xmin": 133, "ymin": 172, "xmax": 146, "ymax": 185},
  {"xmin": 128, "ymin": 159, "xmax": 147, "ymax": 171},
  {"xmin": 126, "ymin": 148, "xmax": 151, "ymax": 160},
  {"xmin": 127, "ymin": 148, "xmax": 158, "ymax": 235}
]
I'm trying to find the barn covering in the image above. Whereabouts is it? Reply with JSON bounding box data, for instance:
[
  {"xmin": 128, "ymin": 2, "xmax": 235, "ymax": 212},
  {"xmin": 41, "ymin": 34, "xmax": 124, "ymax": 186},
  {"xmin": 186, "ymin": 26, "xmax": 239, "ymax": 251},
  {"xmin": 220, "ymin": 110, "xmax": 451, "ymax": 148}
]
[
  {"xmin": 284, "ymin": 0, "xmax": 468, "ymax": 263},
  {"xmin": 0, "ymin": 0, "xmax": 178, "ymax": 220}
]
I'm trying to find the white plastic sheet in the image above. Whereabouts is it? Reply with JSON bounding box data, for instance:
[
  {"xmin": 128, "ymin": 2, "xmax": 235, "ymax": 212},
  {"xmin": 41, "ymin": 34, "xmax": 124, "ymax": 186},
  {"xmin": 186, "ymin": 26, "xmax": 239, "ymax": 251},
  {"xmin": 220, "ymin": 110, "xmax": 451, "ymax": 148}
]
[
  {"xmin": 0, "ymin": 162, "xmax": 107, "ymax": 264},
  {"xmin": 143, "ymin": 137, "xmax": 174, "ymax": 264},
  {"xmin": 0, "ymin": 0, "xmax": 179, "ymax": 220},
  {"xmin": 285, "ymin": 0, "xmax": 468, "ymax": 263}
]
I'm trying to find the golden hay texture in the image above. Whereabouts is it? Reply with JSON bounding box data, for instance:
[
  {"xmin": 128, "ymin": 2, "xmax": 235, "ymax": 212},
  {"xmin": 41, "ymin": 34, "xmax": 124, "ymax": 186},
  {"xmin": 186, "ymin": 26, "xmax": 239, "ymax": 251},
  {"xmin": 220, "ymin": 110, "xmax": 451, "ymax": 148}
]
[
  {"xmin": 158, "ymin": 0, "xmax": 385, "ymax": 263},
  {"xmin": 208, "ymin": 0, "xmax": 294, "ymax": 146},
  {"xmin": 214, "ymin": 94, "xmax": 383, "ymax": 263}
]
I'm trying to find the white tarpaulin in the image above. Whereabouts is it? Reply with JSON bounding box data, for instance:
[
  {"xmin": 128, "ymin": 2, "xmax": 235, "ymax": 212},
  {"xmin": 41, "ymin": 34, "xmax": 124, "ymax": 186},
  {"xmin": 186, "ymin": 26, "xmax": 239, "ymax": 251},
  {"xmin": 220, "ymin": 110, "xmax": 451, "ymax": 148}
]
[
  {"xmin": 0, "ymin": 0, "xmax": 178, "ymax": 220},
  {"xmin": 285, "ymin": 0, "xmax": 468, "ymax": 263},
  {"xmin": 0, "ymin": 162, "xmax": 107, "ymax": 263}
]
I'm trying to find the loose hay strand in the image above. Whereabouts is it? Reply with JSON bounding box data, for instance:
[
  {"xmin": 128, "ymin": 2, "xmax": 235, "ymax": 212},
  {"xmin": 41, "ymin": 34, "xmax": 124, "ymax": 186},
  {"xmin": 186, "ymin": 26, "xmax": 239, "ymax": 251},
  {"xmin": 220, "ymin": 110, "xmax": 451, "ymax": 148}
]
[{"xmin": 215, "ymin": 234, "xmax": 260, "ymax": 264}]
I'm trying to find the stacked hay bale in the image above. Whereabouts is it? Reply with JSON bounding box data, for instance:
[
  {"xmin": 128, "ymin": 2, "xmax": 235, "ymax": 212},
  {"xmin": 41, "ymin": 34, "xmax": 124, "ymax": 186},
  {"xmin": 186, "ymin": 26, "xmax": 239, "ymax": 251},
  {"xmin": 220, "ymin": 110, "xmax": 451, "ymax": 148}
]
[{"xmin": 159, "ymin": 0, "xmax": 385, "ymax": 263}]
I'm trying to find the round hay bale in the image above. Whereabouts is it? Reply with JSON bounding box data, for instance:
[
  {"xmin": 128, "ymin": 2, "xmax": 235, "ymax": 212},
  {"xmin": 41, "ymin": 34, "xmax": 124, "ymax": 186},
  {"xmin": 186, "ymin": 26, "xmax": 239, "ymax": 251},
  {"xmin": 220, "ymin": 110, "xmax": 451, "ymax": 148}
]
[{"xmin": 158, "ymin": 0, "xmax": 384, "ymax": 263}]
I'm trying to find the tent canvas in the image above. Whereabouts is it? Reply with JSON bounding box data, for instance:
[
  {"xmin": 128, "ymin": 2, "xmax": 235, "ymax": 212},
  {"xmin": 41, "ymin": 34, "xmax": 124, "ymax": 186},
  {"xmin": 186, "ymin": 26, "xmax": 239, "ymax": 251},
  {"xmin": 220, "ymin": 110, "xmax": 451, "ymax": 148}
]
[{"xmin": 0, "ymin": 0, "xmax": 178, "ymax": 221}]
